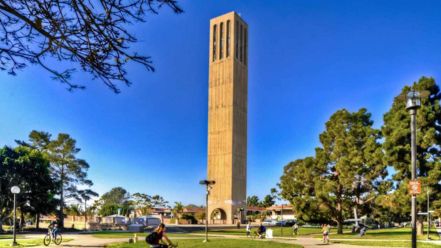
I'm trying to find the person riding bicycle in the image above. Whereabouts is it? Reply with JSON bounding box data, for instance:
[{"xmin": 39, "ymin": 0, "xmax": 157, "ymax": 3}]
[
  {"xmin": 146, "ymin": 223, "xmax": 175, "ymax": 248},
  {"xmin": 48, "ymin": 221, "xmax": 59, "ymax": 238},
  {"xmin": 255, "ymin": 224, "xmax": 266, "ymax": 239}
]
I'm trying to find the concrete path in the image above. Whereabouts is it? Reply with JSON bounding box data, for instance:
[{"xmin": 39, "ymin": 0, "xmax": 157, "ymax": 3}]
[
  {"xmin": 274, "ymin": 237, "xmax": 393, "ymax": 248},
  {"xmin": 22, "ymin": 234, "xmax": 127, "ymax": 248},
  {"xmin": 21, "ymin": 234, "xmax": 203, "ymax": 248}
]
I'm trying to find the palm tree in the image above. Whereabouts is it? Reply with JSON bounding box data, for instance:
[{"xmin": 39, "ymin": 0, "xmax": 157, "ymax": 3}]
[
  {"xmin": 172, "ymin": 202, "xmax": 184, "ymax": 224},
  {"xmin": 65, "ymin": 204, "xmax": 81, "ymax": 224},
  {"xmin": 74, "ymin": 189, "xmax": 98, "ymax": 230}
]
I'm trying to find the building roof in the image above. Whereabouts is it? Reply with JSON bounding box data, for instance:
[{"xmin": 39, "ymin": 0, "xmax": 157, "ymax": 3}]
[
  {"xmin": 151, "ymin": 207, "xmax": 172, "ymax": 213},
  {"xmin": 266, "ymin": 205, "xmax": 293, "ymax": 211},
  {"xmin": 246, "ymin": 206, "xmax": 266, "ymax": 211},
  {"xmin": 183, "ymin": 207, "xmax": 204, "ymax": 213}
]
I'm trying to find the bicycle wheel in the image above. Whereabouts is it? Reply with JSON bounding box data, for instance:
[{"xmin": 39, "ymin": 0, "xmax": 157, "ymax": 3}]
[
  {"xmin": 43, "ymin": 234, "xmax": 51, "ymax": 246},
  {"xmin": 54, "ymin": 234, "xmax": 62, "ymax": 245}
]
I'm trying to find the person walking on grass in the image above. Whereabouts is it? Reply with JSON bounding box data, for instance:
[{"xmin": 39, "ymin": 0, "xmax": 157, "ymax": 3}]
[
  {"xmin": 292, "ymin": 223, "xmax": 299, "ymax": 236},
  {"xmin": 322, "ymin": 224, "xmax": 330, "ymax": 244},
  {"xmin": 246, "ymin": 222, "xmax": 251, "ymax": 237}
]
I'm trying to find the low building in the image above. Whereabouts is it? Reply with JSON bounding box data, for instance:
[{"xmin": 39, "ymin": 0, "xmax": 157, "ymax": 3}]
[
  {"xmin": 183, "ymin": 206, "xmax": 205, "ymax": 216},
  {"xmin": 267, "ymin": 205, "xmax": 295, "ymax": 220},
  {"xmin": 133, "ymin": 215, "xmax": 162, "ymax": 226},
  {"xmin": 102, "ymin": 214, "xmax": 127, "ymax": 225}
]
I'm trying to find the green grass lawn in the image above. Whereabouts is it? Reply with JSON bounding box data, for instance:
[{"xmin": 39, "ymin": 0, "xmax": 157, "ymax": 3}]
[
  {"xmin": 333, "ymin": 240, "xmax": 441, "ymax": 247},
  {"xmin": 202, "ymin": 226, "xmax": 323, "ymax": 237},
  {"xmin": 311, "ymin": 227, "xmax": 440, "ymax": 240},
  {"xmin": 0, "ymin": 235, "xmax": 26, "ymax": 240},
  {"xmin": 0, "ymin": 238, "xmax": 72, "ymax": 247},
  {"xmin": 91, "ymin": 231, "xmax": 193, "ymax": 239},
  {"xmin": 0, "ymin": 239, "xmax": 42, "ymax": 247},
  {"xmin": 205, "ymin": 226, "xmax": 440, "ymax": 240},
  {"xmin": 108, "ymin": 238, "xmax": 303, "ymax": 248}
]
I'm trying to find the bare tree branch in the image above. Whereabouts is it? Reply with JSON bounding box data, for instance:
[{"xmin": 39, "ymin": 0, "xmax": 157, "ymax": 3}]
[{"xmin": 0, "ymin": 0, "xmax": 183, "ymax": 93}]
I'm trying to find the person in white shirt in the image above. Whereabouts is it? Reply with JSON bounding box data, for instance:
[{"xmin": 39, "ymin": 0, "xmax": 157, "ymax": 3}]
[{"xmin": 246, "ymin": 222, "xmax": 251, "ymax": 237}]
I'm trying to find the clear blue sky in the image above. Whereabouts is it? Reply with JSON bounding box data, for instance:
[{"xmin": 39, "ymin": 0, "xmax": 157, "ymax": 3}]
[{"xmin": 1, "ymin": 0, "xmax": 441, "ymax": 205}]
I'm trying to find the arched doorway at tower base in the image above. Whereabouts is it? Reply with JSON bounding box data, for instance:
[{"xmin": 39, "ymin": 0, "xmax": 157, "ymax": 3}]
[{"xmin": 210, "ymin": 208, "xmax": 227, "ymax": 224}]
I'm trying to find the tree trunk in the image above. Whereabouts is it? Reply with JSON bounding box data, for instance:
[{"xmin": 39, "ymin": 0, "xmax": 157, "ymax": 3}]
[
  {"xmin": 59, "ymin": 165, "xmax": 65, "ymax": 229},
  {"xmin": 0, "ymin": 219, "xmax": 3, "ymax": 233},
  {"xmin": 36, "ymin": 213, "xmax": 40, "ymax": 229},
  {"xmin": 336, "ymin": 199, "xmax": 344, "ymax": 234},
  {"xmin": 337, "ymin": 220, "xmax": 343, "ymax": 234},
  {"xmin": 84, "ymin": 200, "xmax": 87, "ymax": 230},
  {"xmin": 20, "ymin": 211, "xmax": 24, "ymax": 231}
]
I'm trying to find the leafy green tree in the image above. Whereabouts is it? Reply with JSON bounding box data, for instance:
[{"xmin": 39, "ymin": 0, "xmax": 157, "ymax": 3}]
[
  {"xmin": 100, "ymin": 187, "xmax": 130, "ymax": 206},
  {"xmin": 195, "ymin": 211, "xmax": 206, "ymax": 222},
  {"xmin": 0, "ymin": 147, "xmax": 20, "ymax": 232},
  {"xmin": 73, "ymin": 189, "xmax": 99, "ymax": 227},
  {"xmin": 0, "ymin": 0, "xmax": 182, "ymax": 92},
  {"xmin": 14, "ymin": 146, "xmax": 58, "ymax": 230},
  {"xmin": 0, "ymin": 146, "xmax": 57, "ymax": 231},
  {"xmin": 247, "ymin": 195, "xmax": 260, "ymax": 207},
  {"xmin": 151, "ymin": 195, "xmax": 169, "ymax": 208},
  {"xmin": 260, "ymin": 195, "xmax": 276, "ymax": 208},
  {"xmin": 65, "ymin": 204, "xmax": 81, "ymax": 219},
  {"xmin": 280, "ymin": 108, "xmax": 386, "ymax": 234},
  {"xmin": 172, "ymin": 202, "xmax": 184, "ymax": 223},
  {"xmin": 279, "ymin": 157, "xmax": 329, "ymax": 224},
  {"xmin": 132, "ymin": 193, "xmax": 153, "ymax": 216},
  {"xmin": 98, "ymin": 187, "xmax": 131, "ymax": 216},
  {"xmin": 18, "ymin": 131, "xmax": 93, "ymax": 228},
  {"xmin": 49, "ymin": 133, "xmax": 92, "ymax": 227},
  {"xmin": 382, "ymin": 76, "xmax": 441, "ymax": 218}
]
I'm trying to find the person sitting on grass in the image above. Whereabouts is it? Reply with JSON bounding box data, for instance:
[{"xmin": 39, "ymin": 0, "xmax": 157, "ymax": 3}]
[{"xmin": 146, "ymin": 223, "xmax": 175, "ymax": 248}]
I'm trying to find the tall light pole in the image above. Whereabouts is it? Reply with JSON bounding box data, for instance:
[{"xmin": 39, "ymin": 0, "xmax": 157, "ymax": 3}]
[
  {"xmin": 199, "ymin": 180, "xmax": 215, "ymax": 243},
  {"xmin": 280, "ymin": 204, "xmax": 284, "ymax": 237},
  {"xmin": 84, "ymin": 199, "xmax": 87, "ymax": 231},
  {"xmin": 406, "ymin": 90, "xmax": 421, "ymax": 248},
  {"xmin": 427, "ymin": 190, "xmax": 430, "ymax": 240},
  {"xmin": 11, "ymin": 186, "xmax": 20, "ymax": 247}
]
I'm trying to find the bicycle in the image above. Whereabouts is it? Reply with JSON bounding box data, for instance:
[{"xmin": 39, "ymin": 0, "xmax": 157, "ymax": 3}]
[
  {"xmin": 251, "ymin": 230, "xmax": 266, "ymax": 239},
  {"xmin": 43, "ymin": 229, "xmax": 62, "ymax": 246}
]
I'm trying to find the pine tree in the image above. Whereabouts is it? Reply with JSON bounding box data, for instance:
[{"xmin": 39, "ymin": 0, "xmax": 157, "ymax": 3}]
[
  {"xmin": 279, "ymin": 108, "xmax": 387, "ymax": 233},
  {"xmin": 382, "ymin": 76, "xmax": 441, "ymax": 218}
]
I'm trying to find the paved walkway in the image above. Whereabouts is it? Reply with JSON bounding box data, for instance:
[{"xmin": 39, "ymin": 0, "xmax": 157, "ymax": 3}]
[
  {"xmin": 24, "ymin": 234, "xmax": 127, "ymax": 247},
  {"xmin": 274, "ymin": 237, "xmax": 391, "ymax": 248},
  {"xmin": 22, "ymin": 234, "xmax": 203, "ymax": 248}
]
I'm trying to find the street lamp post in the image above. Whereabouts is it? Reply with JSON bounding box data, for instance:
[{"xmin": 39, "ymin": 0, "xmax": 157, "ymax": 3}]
[
  {"xmin": 427, "ymin": 190, "xmax": 430, "ymax": 240},
  {"xmin": 10, "ymin": 186, "xmax": 20, "ymax": 247},
  {"xmin": 280, "ymin": 204, "xmax": 284, "ymax": 237},
  {"xmin": 199, "ymin": 180, "xmax": 215, "ymax": 243},
  {"xmin": 84, "ymin": 199, "xmax": 87, "ymax": 231},
  {"xmin": 406, "ymin": 90, "xmax": 421, "ymax": 248}
]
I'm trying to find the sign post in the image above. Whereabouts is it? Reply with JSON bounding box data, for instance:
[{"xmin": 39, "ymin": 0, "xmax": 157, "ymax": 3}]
[{"xmin": 408, "ymin": 180, "xmax": 421, "ymax": 195}]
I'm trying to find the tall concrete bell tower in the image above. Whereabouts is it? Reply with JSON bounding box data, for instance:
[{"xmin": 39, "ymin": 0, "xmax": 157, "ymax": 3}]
[{"xmin": 207, "ymin": 11, "xmax": 248, "ymax": 224}]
